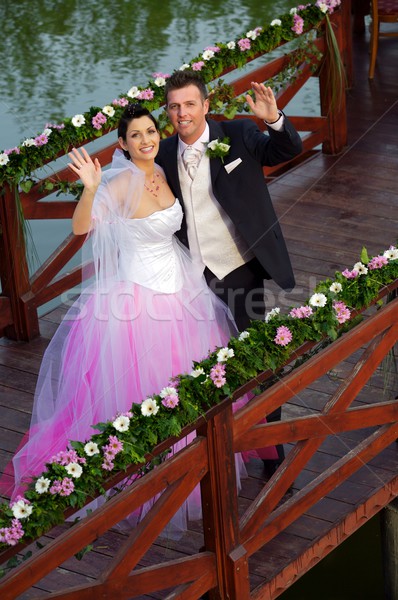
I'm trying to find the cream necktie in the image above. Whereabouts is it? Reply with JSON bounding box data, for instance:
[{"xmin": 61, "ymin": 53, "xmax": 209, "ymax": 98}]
[{"xmin": 183, "ymin": 146, "xmax": 202, "ymax": 179}]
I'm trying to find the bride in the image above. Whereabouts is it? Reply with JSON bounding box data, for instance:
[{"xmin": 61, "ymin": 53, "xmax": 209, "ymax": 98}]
[{"xmin": 5, "ymin": 103, "xmax": 251, "ymax": 533}]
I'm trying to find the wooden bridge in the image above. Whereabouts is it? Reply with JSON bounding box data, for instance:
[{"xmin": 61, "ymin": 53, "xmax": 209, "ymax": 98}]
[{"xmin": 1, "ymin": 3, "xmax": 398, "ymax": 598}]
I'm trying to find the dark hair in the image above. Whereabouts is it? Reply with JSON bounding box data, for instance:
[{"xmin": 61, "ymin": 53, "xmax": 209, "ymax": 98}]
[
  {"xmin": 118, "ymin": 103, "xmax": 159, "ymax": 159},
  {"xmin": 164, "ymin": 70, "xmax": 208, "ymax": 104}
]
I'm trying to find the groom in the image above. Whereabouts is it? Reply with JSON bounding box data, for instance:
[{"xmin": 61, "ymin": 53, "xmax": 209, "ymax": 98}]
[{"xmin": 156, "ymin": 70, "xmax": 302, "ymax": 474}]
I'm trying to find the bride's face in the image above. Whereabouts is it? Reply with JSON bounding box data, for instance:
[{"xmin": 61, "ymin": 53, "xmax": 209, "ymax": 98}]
[{"xmin": 118, "ymin": 116, "xmax": 160, "ymax": 164}]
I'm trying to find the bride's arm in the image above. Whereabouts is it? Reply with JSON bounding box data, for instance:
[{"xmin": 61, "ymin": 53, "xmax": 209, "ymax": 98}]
[{"xmin": 69, "ymin": 147, "xmax": 102, "ymax": 235}]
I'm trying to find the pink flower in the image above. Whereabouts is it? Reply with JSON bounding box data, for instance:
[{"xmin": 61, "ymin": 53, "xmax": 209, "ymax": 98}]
[
  {"xmin": 137, "ymin": 88, "xmax": 154, "ymax": 100},
  {"xmin": 0, "ymin": 519, "xmax": 24, "ymax": 546},
  {"xmin": 368, "ymin": 255, "xmax": 388, "ymax": 270},
  {"xmin": 4, "ymin": 147, "xmax": 20, "ymax": 155},
  {"xmin": 92, "ymin": 112, "xmax": 107, "ymax": 130},
  {"xmin": 102, "ymin": 459, "xmax": 114, "ymax": 471},
  {"xmin": 210, "ymin": 363, "xmax": 226, "ymax": 387},
  {"xmin": 210, "ymin": 363, "xmax": 226, "ymax": 379},
  {"xmin": 238, "ymin": 38, "xmax": 251, "ymax": 51},
  {"xmin": 204, "ymin": 46, "xmax": 220, "ymax": 53},
  {"xmin": 45, "ymin": 122, "xmax": 65, "ymax": 130},
  {"xmin": 112, "ymin": 97, "xmax": 129, "ymax": 107},
  {"xmin": 192, "ymin": 61, "xmax": 205, "ymax": 71},
  {"xmin": 333, "ymin": 301, "xmax": 351, "ymax": 324},
  {"xmin": 342, "ymin": 268, "xmax": 358, "ymax": 279},
  {"xmin": 152, "ymin": 71, "xmax": 170, "ymax": 78},
  {"xmin": 292, "ymin": 14, "xmax": 304, "ymax": 34},
  {"xmin": 34, "ymin": 133, "xmax": 49, "ymax": 146},
  {"xmin": 51, "ymin": 449, "xmax": 85, "ymax": 465},
  {"xmin": 108, "ymin": 435, "xmax": 124, "ymax": 454},
  {"xmin": 289, "ymin": 305, "xmax": 313, "ymax": 319},
  {"xmin": 274, "ymin": 326, "xmax": 293, "ymax": 347},
  {"xmin": 161, "ymin": 394, "xmax": 179, "ymax": 408},
  {"xmin": 60, "ymin": 477, "xmax": 74, "ymax": 496},
  {"xmin": 212, "ymin": 376, "xmax": 226, "ymax": 388}
]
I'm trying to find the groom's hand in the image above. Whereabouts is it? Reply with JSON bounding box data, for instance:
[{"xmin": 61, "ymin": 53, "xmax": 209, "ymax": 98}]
[{"xmin": 246, "ymin": 82, "xmax": 279, "ymax": 123}]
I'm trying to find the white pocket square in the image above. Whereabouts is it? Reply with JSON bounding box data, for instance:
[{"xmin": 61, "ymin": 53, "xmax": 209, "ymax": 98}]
[{"xmin": 225, "ymin": 157, "xmax": 242, "ymax": 174}]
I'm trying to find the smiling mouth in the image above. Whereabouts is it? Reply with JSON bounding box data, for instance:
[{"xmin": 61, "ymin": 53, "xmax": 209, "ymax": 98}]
[
  {"xmin": 140, "ymin": 146, "xmax": 154, "ymax": 153},
  {"xmin": 178, "ymin": 120, "xmax": 191, "ymax": 125}
]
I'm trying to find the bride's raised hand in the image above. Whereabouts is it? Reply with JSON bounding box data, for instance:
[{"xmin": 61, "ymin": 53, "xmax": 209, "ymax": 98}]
[{"xmin": 68, "ymin": 147, "xmax": 102, "ymax": 192}]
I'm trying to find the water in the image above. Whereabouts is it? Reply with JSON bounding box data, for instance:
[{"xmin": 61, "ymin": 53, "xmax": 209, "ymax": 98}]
[
  {"xmin": 0, "ymin": 0, "xmax": 299, "ymax": 150},
  {"xmin": 0, "ymin": 2, "xmax": 385, "ymax": 596}
]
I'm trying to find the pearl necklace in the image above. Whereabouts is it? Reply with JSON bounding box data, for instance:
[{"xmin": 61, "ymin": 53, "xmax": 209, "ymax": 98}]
[{"xmin": 144, "ymin": 172, "xmax": 162, "ymax": 197}]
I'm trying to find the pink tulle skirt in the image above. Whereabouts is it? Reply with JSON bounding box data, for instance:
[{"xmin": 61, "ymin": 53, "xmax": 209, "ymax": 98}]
[{"xmin": 3, "ymin": 275, "xmax": 277, "ymax": 537}]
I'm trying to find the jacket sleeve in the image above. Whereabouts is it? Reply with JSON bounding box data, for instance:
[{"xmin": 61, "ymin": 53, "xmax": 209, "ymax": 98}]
[{"xmin": 241, "ymin": 115, "xmax": 303, "ymax": 167}]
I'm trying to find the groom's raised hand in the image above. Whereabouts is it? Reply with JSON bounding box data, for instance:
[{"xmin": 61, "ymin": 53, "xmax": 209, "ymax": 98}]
[{"xmin": 245, "ymin": 82, "xmax": 279, "ymax": 123}]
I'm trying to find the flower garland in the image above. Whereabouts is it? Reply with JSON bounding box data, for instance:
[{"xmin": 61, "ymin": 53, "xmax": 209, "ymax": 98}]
[
  {"xmin": 0, "ymin": 241, "xmax": 397, "ymax": 552},
  {"xmin": 0, "ymin": 0, "xmax": 341, "ymax": 189}
]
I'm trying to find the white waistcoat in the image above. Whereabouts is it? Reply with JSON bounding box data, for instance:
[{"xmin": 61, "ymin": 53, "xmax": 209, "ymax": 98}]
[{"xmin": 177, "ymin": 152, "xmax": 254, "ymax": 279}]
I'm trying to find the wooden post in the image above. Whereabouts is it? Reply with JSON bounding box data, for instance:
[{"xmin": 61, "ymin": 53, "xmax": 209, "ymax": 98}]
[
  {"xmin": 0, "ymin": 184, "xmax": 39, "ymax": 340},
  {"xmin": 381, "ymin": 497, "xmax": 398, "ymax": 600},
  {"xmin": 198, "ymin": 405, "xmax": 250, "ymax": 600},
  {"xmin": 319, "ymin": 7, "xmax": 348, "ymax": 154}
]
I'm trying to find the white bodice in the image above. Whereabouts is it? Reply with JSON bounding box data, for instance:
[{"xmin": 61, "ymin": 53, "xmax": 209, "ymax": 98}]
[{"xmin": 117, "ymin": 199, "xmax": 184, "ymax": 293}]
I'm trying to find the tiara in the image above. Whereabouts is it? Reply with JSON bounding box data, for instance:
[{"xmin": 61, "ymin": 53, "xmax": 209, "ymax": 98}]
[{"xmin": 126, "ymin": 103, "xmax": 141, "ymax": 117}]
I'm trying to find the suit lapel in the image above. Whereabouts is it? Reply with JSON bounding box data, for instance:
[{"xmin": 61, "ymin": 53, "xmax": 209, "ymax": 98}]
[
  {"xmin": 160, "ymin": 135, "xmax": 182, "ymax": 199},
  {"xmin": 208, "ymin": 119, "xmax": 225, "ymax": 184}
]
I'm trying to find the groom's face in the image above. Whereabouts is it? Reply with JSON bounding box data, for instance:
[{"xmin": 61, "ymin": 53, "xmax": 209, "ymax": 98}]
[{"xmin": 166, "ymin": 84, "xmax": 209, "ymax": 145}]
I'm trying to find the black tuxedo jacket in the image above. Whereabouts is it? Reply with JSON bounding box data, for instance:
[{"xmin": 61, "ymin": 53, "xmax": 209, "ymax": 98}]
[{"xmin": 156, "ymin": 116, "xmax": 302, "ymax": 290}]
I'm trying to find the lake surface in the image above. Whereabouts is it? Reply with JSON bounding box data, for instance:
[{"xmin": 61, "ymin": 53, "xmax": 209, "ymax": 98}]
[
  {"xmin": 0, "ymin": 0, "xmax": 299, "ymax": 150},
  {"xmin": 0, "ymin": 2, "xmax": 386, "ymax": 596}
]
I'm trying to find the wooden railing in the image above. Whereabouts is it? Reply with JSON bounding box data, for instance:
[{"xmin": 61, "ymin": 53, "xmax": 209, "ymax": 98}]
[
  {"xmin": 0, "ymin": 5, "xmax": 352, "ymax": 341},
  {"xmin": 0, "ymin": 286, "xmax": 397, "ymax": 599}
]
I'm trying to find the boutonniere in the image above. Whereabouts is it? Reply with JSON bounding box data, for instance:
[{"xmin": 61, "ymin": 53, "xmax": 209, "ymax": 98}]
[{"xmin": 205, "ymin": 137, "xmax": 231, "ymax": 163}]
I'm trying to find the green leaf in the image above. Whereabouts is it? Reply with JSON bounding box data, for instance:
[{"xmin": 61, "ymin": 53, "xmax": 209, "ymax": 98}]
[
  {"xmin": 360, "ymin": 246, "xmax": 370, "ymax": 265},
  {"xmin": 20, "ymin": 179, "xmax": 34, "ymax": 193}
]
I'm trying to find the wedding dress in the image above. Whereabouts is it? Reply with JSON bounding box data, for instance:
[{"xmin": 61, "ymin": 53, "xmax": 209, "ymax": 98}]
[{"xmin": 4, "ymin": 152, "xmax": 251, "ymax": 536}]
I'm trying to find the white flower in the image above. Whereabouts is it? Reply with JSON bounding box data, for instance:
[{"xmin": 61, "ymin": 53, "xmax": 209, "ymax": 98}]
[
  {"xmin": 217, "ymin": 347, "xmax": 234, "ymax": 362},
  {"xmin": 141, "ymin": 397, "xmax": 159, "ymax": 416},
  {"xmin": 290, "ymin": 7, "xmax": 298, "ymax": 14},
  {"xmin": 270, "ymin": 19, "xmax": 282, "ymax": 26},
  {"xmin": 353, "ymin": 262, "xmax": 368, "ymax": 275},
  {"xmin": 22, "ymin": 138, "xmax": 36, "ymax": 147},
  {"xmin": 309, "ymin": 293, "xmax": 327, "ymax": 307},
  {"xmin": 179, "ymin": 63, "xmax": 190, "ymax": 70},
  {"xmin": 238, "ymin": 330, "xmax": 250, "ymax": 341},
  {"xmin": 102, "ymin": 105, "xmax": 115, "ymax": 117},
  {"xmin": 35, "ymin": 476, "xmax": 51, "ymax": 494},
  {"xmin": 246, "ymin": 30, "xmax": 259, "ymax": 40},
  {"xmin": 318, "ymin": 2, "xmax": 328, "ymax": 13},
  {"xmin": 11, "ymin": 499, "xmax": 33, "ymax": 520},
  {"xmin": 65, "ymin": 462, "xmax": 83, "ymax": 478},
  {"xmin": 43, "ymin": 128, "xmax": 52, "ymax": 136},
  {"xmin": 329, "ymin": 282, "xmax": 342, "ymax": 293},
  {"xmin": 72, "ymin": 114, "xmax": 85, "ymax": 127},
  {"xmin": 384, "ymin": 246, "xmax": 398, "ymax": 260},
  {"xmin": 191, "ymin": 367, "xmax": 205, "ymax": 378},
  {"xmin": 227, "ymin": 41, "xmax": 236, "ymax": 49},
  {"xmin": 0, "ymin": 153, "xmax": 9, "ymax": 166},
  {"xmin": 127, "ymin": 86, "xmax": 140, "ymax": 98},
  {"xmin": 154, "ymin": 76, "xmax": 166, "ymax": 87},
  {"xmin": 265, "ymin": 307, "xmax": 280, "ymax": 322},
  {"xmin": 160, "ymin": 386, "xmax": 178, "ymax": 398},
  {"xmin": 202, "ymin": 50, "xmax": 215, "ymax": 61},
  {"xmin": 84, "ymin": 441, "xmax": 100, "ymax": 456},
  {"xmin": 112, "ymin": 415, "xmax": 130, "ymax": 432},
  {"xmin": 207, "ymin": 139, "xmax": 230, "ymax": 153}
]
